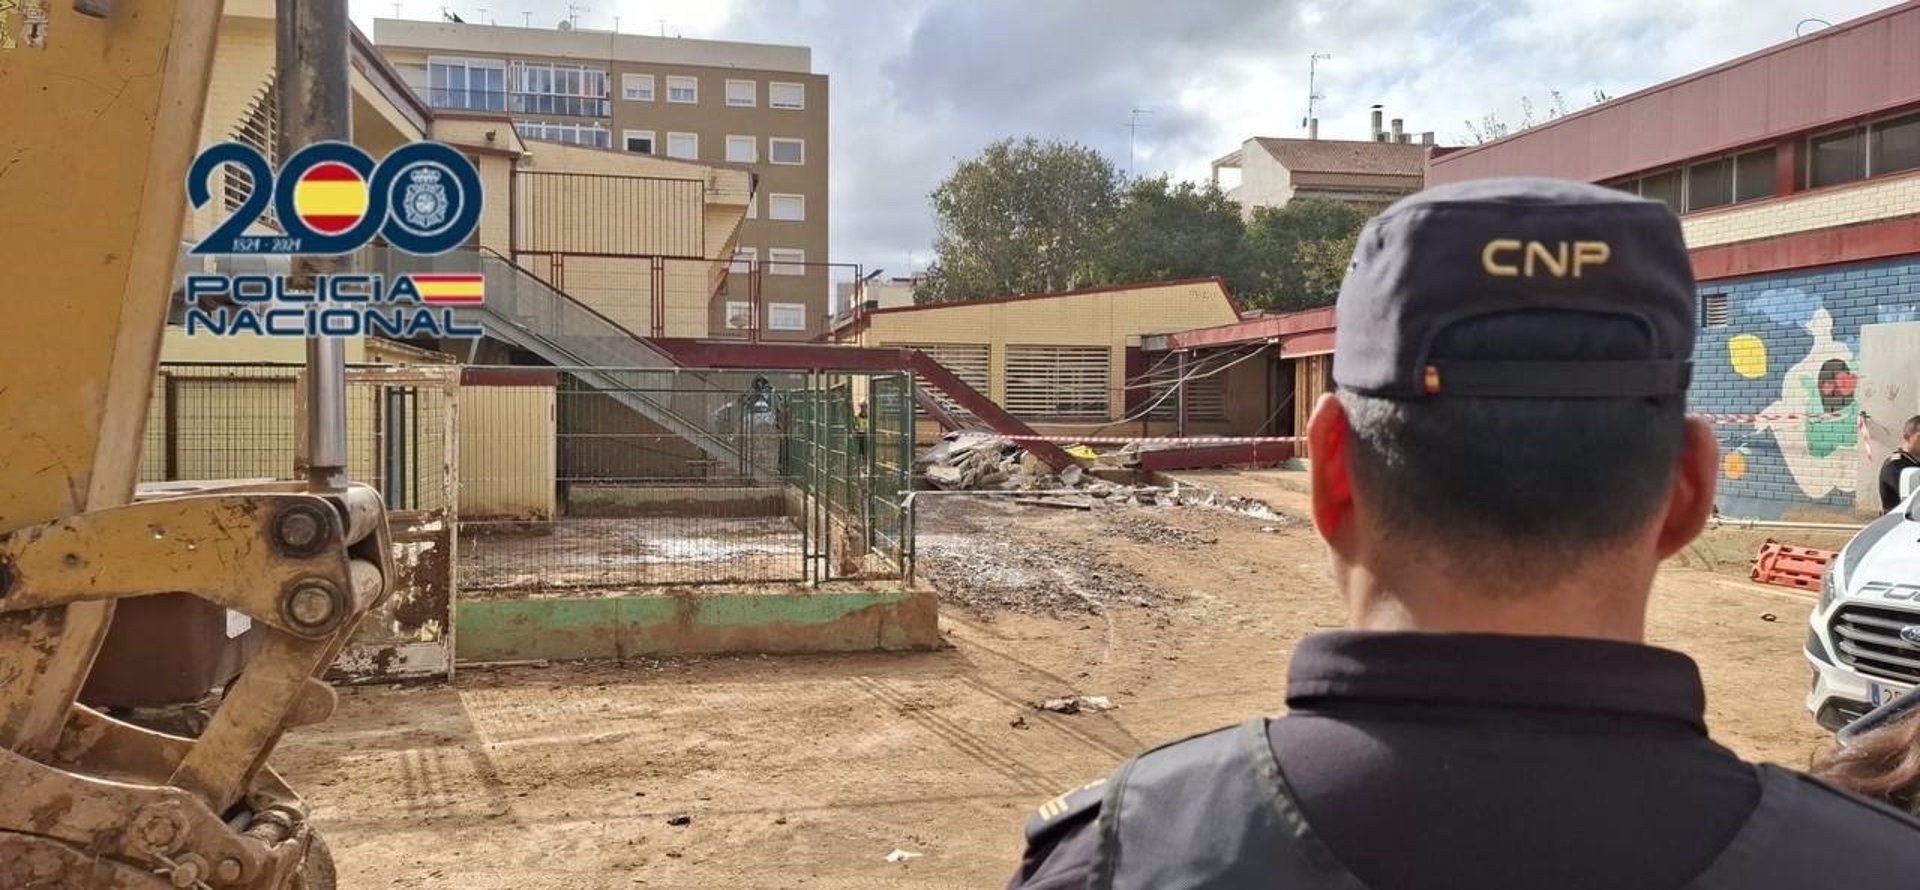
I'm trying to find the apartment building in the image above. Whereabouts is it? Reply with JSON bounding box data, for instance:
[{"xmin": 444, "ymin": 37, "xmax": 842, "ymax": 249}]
[
  {"xmin": 1211, "ymin": 109, "xmax": 1437, "ymax": 217},
  {"xmin": 372, "ymin": 17, "xmax": 832, "ymax": 340}
]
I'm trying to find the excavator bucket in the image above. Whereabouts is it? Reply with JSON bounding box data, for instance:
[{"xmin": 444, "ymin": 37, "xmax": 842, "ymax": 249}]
[{"xmin": 0, "ymin": 2, "xmax": 388, "ymax": 886}]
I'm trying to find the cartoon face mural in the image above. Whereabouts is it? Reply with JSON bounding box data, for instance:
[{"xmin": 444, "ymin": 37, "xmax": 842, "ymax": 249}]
[{"xmin": 1752, "ymin": 307, "xmax": 1858, "ymax": 499}]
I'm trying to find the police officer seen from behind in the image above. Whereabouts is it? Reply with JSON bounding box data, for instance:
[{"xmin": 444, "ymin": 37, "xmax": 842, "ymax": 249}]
[
  {"xmin": 1008, "ymin": 178, "xmax": 1920, "ymax": 890},
  {"xmin": 1879, "ymin": 414, "xmax": 1920, "ymax": 511}
]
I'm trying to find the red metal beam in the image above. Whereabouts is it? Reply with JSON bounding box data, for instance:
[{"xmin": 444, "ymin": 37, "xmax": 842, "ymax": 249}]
[
  {"xmin": 1691, "ymin": 213, "xmax": 1920, "ymax": 281},
  {"xmin": 1150, "ymin": 306, "xmax": 1336, "ymax": 351},
  {"xmin": 1136, "ymin": 441, "xmax": 1295, "ymax": 472},
  {"xmin": 648, "ymin": 339, "xmax": 1081, "ymax": 471}
]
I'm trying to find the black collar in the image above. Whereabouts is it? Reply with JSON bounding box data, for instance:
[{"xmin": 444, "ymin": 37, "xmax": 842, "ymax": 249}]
[{"xmin": 1286, "ymin": 630, "xmax": 1708, "ymax": 734}]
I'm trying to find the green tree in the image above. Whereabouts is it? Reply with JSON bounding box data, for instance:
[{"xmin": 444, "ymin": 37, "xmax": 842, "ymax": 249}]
[
  {"xmin": 915, "ymin": 138, "xmax": 1123, "ymax": 303},
  {"xmin": 1083, "ymin": 176, "xmax": 1250, "ymax": 292},
  {"xmin": 1241, "ymin": 199, "xmax": 1367, "ymax": 311}
]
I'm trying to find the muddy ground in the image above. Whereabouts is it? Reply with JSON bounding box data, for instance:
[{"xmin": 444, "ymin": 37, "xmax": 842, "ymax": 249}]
[{"xmin": 280, "ymin": 469, "xmax": 1831, "ymax": 888}]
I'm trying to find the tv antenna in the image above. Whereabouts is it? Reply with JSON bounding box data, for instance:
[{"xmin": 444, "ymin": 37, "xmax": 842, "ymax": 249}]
[
  {"xmin": 1125, "ymin": 107, "xmax": 1154, "ymax": 177},
  {"xmin": 566, "ymin": 2, "xmax": 588, "ymax": 27},
  {"xmin": 1303, "ymin": 52, "xmax": 1331, "ymax": 130},
  {"xmin": 391, "ymin": 2, "xmax": 401, "ymax": 17},
  {"xmin": 521, "ymin": 10, "xmax": 531, "ymax": 26}
]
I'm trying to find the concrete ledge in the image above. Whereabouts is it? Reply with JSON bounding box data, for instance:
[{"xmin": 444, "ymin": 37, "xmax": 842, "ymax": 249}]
[{"xmin": 455, "ymin": 585, "xmax": 941, "ymax": 662}]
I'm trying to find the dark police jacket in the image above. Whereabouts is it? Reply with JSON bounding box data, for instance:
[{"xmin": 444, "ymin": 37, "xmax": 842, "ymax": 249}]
[{"xmin": 1010, "ymin": 632, "xmax": 1920, "ymax": 890}]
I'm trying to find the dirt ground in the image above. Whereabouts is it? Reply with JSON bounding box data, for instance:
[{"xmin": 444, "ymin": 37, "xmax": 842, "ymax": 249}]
[{"xmin": 279, "ymin": 469, "xmax": 1833, "ymax": 888}]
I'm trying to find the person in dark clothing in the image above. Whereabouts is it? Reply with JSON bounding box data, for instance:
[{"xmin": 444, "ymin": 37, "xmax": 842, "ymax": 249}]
[
  {"xmin": 1007, "ymin": 179, "xmax": 1920, "ymax": 890},
  {"xmin": 1877, "ymin": 414, "xmax": 1920, "ymax": 511}
]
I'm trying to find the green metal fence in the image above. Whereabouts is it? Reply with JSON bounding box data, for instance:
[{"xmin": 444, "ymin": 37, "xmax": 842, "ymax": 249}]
[{"xmin": 786, "ymin": 372, "xmax": 915, "ymax": 582}]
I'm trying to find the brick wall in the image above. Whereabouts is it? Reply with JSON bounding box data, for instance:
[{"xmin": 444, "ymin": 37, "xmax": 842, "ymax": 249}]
[{"xmin": 1694, "ymin": 256, "xmax": 1920, "ymax": 519}]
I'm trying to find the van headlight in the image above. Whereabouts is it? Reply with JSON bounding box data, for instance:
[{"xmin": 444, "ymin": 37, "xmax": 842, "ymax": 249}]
[{"xmin": 1818, "ymin": 563, "xmax": 1841, "ymax": 613}]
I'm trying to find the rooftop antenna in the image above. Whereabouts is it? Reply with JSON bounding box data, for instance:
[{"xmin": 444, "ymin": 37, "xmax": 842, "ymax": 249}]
[
  {"xmin": 521, "ymin": 10, "xmax": 530, "ymax": 26},
  {"xmin": 391, "ymin": 2, "xmax": 401, "ymax": 17},
  {"xmin": 612, "ymin": 15, "xmax": 619, "ymax": 31},
  {"xmin": 1303, "ymin": 52, "xmax": 1331, "ymax": 131},
  {"xmin": 478, "ymin": 6, "xmax": 489, "ymax": 24},
  {"xmin": 1796, "ymin": 17, "xmax": 1833, "ymax": 36},
  {"xmin": 566, "ymin": 2, "xmax": 588, "ymax": 28},
  {"xmin": 657, "ymin": 18, "xmax": 666, "ymax": 36},
  {"xmin": 1125, "ymin": 107, "xmax": 1154, "ymax": 178}
]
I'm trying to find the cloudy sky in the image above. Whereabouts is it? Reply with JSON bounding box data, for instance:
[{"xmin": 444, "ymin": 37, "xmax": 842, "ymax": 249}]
[{"xmin": 353, "ymin": 0, "xmax": 1890, "ymax": 276}]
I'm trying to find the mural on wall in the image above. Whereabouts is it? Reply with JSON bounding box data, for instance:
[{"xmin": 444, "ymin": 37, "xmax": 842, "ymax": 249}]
[{"xmin": 1749, "ymin": 306, "xmax": 1858, "ymax": 502}]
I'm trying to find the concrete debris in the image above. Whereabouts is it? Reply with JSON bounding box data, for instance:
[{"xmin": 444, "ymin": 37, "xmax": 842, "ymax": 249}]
[
  {"xmin": 1110, "ymin": 516, "xmax": 1218, "ymax": 549},
  {"xmin": 667, "ymin": 814, "xmax": 692, "ymax": 826},
  {"xmin": 1036, "ymin": 695, "xmax": 1116, "ymax": 715},
  {"xmin": 916, "ymin": 517, "xmax": 1169, "ymax": 616},
  {"xmin": 885, "ymin": 849, "xmax": 923, "ymax": 863}
]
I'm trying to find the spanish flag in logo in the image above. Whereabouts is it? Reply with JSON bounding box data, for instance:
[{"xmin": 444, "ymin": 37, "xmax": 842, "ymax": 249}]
[
  {"xmin": 290, "ymin": 161, "xmax": 370, "ymax": 235},
  {"xmin": 409, "ymin": 274, "xmax": 485, "ymax": 306}
]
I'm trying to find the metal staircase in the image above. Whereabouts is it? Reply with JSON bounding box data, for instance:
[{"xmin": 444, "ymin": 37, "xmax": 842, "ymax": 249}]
[{"xmin": 363, "ymin": 246, "xmax": 754, "ymax": 474}]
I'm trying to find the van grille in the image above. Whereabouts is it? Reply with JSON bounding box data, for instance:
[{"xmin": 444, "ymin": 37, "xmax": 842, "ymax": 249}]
[{"xmin": 1830, "ymin": 604, "xmax": 1920, "ymax": 685}]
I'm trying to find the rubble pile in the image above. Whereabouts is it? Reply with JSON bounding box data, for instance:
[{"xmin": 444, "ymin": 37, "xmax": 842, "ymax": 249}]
[
  {"xmin": 916, "ymin": 432, "xmax": 1161, "ymax": 503},
  {"xmin": 914, "ymin": 524, "xmax": 1168, "ymax": 616}
]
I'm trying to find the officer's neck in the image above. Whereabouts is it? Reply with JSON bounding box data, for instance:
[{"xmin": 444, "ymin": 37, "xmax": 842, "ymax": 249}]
[{"xmin": 1336, "ymin": 558, "xmax": 1654, "ymax": 643}]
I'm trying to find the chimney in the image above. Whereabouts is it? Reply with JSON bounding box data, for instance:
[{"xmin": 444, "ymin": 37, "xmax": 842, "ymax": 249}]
[
  {"xmin": 1370, "ymin": 105, "xmax": 1383, "ymax": 141},
  {"xmin": 1307, "ymin": 117, "xmax": 1319, "ymax": 140},
  {"xmin": 1421, "ymin": 131, "xmax": 1435, "ymax": 145},
  {"xmin": 1391, "ymin": 118, "xmax": 1404, "ymax": 142}
]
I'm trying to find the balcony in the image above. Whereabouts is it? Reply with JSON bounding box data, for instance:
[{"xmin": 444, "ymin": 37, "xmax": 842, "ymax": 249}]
[{"xmin": 419, "ymin": 89, "xmax": 610, "ymax": 118}]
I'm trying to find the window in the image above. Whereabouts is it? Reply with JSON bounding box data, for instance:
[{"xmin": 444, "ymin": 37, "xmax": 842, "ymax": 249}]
[
  {"xmin": 514, "ymin": 120, "xmax": 611, "ymax": 148},
  {"xmin": 769, "ymin": 81, "xmax": 805, "ymax": 110},
  {"xmin": 1147, "ymin": 363, "xmax": 1228, "ymax": 422},
  {"xmin": 892, "ymin": 343, "xmax": 989, "ymax": 417},
  {"xmin": 1809, "ymin": 127, "xmax": 1866, "ymax": 188},
  {"xmin": 1872, "ymin": 111, "xmax": 1920, "ymax": 177},
  {"xmin": 747, "ymin": 195, "xmax": 757, "ymax": 219},
  {"xmin": 1004, "ymin": 345, "xmax": 1111, "ymax": 419},
  {"xmin": 1686, "ymin": 158, "xmax": 1732, "ymax": 211},
  {"xmin": 729, "ymin": 247, "xmax": 756, "ymax": 274},
  {"xmin": 767, "ymin": 193, "xmax": 805, "ymax": 221},
  {"xmin": 767, "ymin": 303, "xmax": 806, "ymax": 331},
  {"xmin": 768, "ymin": 138, "xmax": 805, "ymax": 165},
  {"xmin": 508, "ymin": 61, "xmax": 608, "ymax": 116},
  {"xmin": 1733, "ymin": 148, "xmax": 1777, "ymax": 202},
  {"xmin": 725, "ymin": 135, "xmax": 757, "ymax": 163},
  {"xmin": 1702, "ymin": 293, "xmax": 1730, "ymax": 329},
  {"xmin": 724, "ymin": 301, "xmax": 754, "ymax": 330},
  {"xmin": 726, "ymin": 79, "xmax": 756, "ymax": 107},
  {"xmin": 766, "ymin": 248, "xmax": 805, "ymax": 275},
  {"xmin": 427, "ymin": 56, "xmax": 506, "ymax": 111},
  {"xmin": 621, "ymin": 73, "xmax": 654, "ymax": 101},
  {"xmin": 666, "ymin": 75, "xmax": 698, "ymax": 104},
  {"xmin": 623, "ymin": 130, "xmax": 655, "ymax": 154},
  {"xmin": 666, "ymin": 132, "xmax": 699, "ymax": 160},
  {"xmin": 1637, "ymin": 169, "xmax": 1681, "ymax": 209}
]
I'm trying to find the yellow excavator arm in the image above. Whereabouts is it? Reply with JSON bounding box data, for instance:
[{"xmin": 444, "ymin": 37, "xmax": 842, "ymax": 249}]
[{"xmin": 0, "ymin": 3, "xmax": 386, "ymax": 886}]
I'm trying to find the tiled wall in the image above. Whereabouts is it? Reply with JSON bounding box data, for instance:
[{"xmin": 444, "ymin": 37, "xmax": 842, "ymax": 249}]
[
  {"xmin": 1695, "ymin": 257, "xmax": 1920, "ymax": 518},
  {"xmin": 1682, "ymin": 174, "xmax": 1920, "ymax": 249}
]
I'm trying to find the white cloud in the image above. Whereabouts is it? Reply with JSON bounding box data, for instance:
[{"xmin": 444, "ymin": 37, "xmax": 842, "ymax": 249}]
[{"xmin": 353, "ymin": 0, "xmax": 1893, "ymax": 274}]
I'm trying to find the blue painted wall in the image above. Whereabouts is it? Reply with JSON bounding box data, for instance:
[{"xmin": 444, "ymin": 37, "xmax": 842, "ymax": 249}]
[{"xmin": 1694, "ymin": 256, "xmax": 1920, "ymax": 519}]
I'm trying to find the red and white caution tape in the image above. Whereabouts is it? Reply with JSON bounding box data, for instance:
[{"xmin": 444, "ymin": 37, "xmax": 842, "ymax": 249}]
[
  {"xmin": 993, "ymin": 434, "xmax": 1304, "ymax": 445},
  {"xmin": 1690, "ymin": 410, "xmax": 1853, "ymax": 424}
]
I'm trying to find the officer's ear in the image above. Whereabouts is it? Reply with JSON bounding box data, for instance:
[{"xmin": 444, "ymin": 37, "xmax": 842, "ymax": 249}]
[
  {"xmin": 1654, "ymin": 416, "xmax": 1718, "ymax": 559},
  {"xmin": 1306, "ymin": 393, "xmax": 1358, "ymax": 554}
]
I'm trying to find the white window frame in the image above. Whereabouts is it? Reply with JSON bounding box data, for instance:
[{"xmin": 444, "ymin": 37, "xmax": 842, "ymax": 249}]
[
  {"xmin": 768, "ymin": 137, "xmax": 805, "ymax": 166},
  {"xmin": 725, "ymin": 135, "xmax": 758, "ymax": 163},
  {"xmin": 515, "ymin": 119, "xmax": 610, "ymax": 148},
  {"xmin": 427, "ymin": 55, "xmax": 507, "ymax": 111},
  {"xmin": 508, "ymin": 61, "xmax": 609, "ymax": 116},
  {"xmin": 724, "ymin": 301, "xmax": 755, "ymax": 331},
  {"xmin": 666, "ymin": 75, "xmax": 698, "ymax": 104},
  {"xmin": 767, "ymin": 302, "xmax": 806, "ymax": 331},
  {"xmin": 766, "ymin": 248, "xmax": 806, "ymax": 275},
  {"xmin": 725, "ymin": 79, "xmax": 756, "ymax": 107},
  {"xmin": 621, "ymin": 73, "xmax": 654, "ymax": 102},
  {"xmin": 622, "ymin": 129, "xmax": 656, "ymax": 154},
  {"xmin": 767, "ymin": 193, "xmax": 806, "ymax": 222},
  {"xmin": 769, "ymin": 81, "xmax": 805, "ymax": 110},
  {"xmin": 665, "ymin": 131, "xmax": 699, "ymax": 160},
  {"xmin": 729, "ymin": 247, "xmax": 757, "ymax": 274}
]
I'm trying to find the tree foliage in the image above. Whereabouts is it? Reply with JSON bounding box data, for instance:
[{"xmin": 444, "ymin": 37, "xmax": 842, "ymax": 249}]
[
  {"xmin": 1083, "ymin": 176, "xmax": 1251, "ymax": 294},
  {"xmin": 915, "ymin": 138, "xmax": 1123, "ymax": 304},
  {"xmin": 1240, "ymin": 199, "xmax": 1367, "ymax": 311},
  {"xmin": 915, "ymin": 140, "xmax": 1369, "ymax": 311}
]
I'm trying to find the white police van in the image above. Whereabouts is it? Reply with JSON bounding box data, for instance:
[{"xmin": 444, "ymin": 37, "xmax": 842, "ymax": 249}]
[{"xmin": 1807, "ymin": 468, "xmax": 1920, "ymax": 730}]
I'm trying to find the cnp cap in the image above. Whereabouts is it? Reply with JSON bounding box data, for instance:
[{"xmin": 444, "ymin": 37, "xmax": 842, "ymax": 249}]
[{"xmin": 1333, "ymin": 177, "xmax": 1696, "ymax": 399}]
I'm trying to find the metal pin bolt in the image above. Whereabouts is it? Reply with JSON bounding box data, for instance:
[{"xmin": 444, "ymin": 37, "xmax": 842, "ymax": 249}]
[
  {"xmin": 167, "ymin": 855, "xmax": 204, "ymax": 888},
  {"xmin": 275, "ymin": 509, "xmax": 324, "ymax": 552},
  {"xmin": 213, "ymin": 858, "xmax": 243, "ymax": 883},
  {"xmin": 137, "ymin": 812, "xmax": 179, "ymax": 851},
  {"xmin": 285, "ymin": 583, "xmax": 337, "ymax": 628}
]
